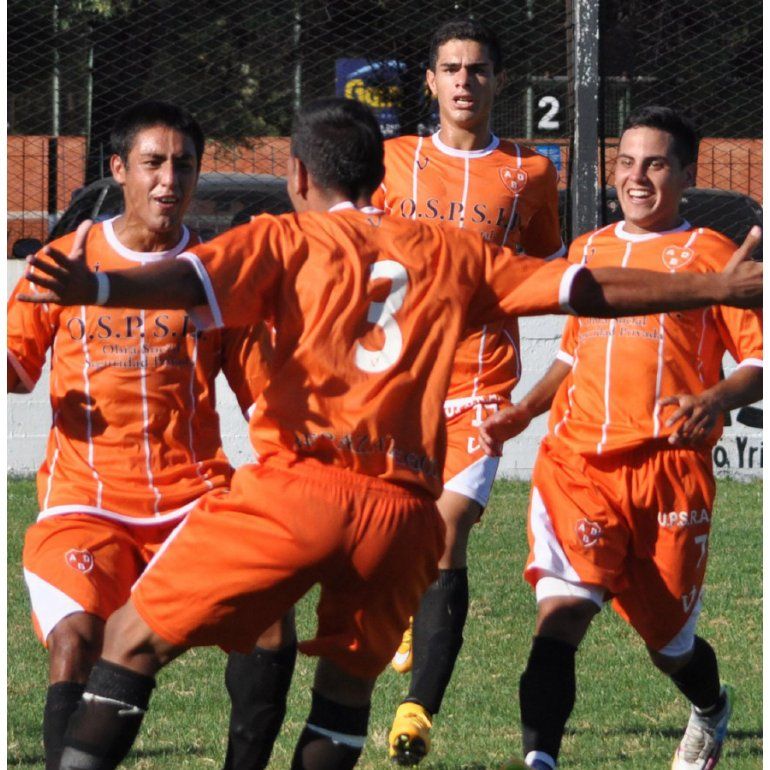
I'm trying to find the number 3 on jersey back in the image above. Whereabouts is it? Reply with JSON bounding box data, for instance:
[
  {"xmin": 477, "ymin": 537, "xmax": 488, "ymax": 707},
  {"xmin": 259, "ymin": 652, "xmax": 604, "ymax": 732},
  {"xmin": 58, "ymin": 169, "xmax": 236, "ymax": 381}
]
[{"xmin": 355, "ymin": 260, "xmax": 409, "ymax": 373}]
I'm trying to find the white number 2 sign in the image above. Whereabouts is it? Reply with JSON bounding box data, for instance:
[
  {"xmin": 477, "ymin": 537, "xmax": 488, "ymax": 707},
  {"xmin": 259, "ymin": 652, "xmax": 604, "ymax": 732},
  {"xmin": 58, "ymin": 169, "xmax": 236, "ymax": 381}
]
[
  {"xmin": 355, "ymin": 260, "xmax": 409, "ymax": 373},
  {"xmin": 537, "ymin": 95, "xmax": 560, "ymax": 131}
]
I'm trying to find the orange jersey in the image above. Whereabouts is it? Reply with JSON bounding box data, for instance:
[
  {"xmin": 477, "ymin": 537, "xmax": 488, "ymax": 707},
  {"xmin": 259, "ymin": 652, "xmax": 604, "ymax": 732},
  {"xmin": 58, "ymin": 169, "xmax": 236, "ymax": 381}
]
[
  {"xmin": 372, "ymin": 133, "xmax": 565, "ymax": 406},
  {"xmin": 181, "ymin": 204, "xmax": 580, "ymax": 498},
  {"xmin": 549, "ymin": 221, "xmax": 763, "ymax": 457},
  {"xmin": 7, "ymin": 218, "xmax": 271, "ymax": 521}
]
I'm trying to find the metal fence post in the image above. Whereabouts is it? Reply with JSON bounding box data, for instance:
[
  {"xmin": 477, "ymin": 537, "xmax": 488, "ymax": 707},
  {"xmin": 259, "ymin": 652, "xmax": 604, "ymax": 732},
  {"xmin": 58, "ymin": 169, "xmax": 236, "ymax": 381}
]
[{"xmin": 570, "ymin": 0, "xmax": 600, "ymax": 240}]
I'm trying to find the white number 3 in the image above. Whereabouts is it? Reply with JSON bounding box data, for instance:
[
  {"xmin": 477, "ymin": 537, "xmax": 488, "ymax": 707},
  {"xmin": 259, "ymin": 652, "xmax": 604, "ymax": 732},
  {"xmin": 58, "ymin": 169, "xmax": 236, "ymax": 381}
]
[{"xmin": 355, "ymin": 260, "xmax": 409, "ymax": 373}]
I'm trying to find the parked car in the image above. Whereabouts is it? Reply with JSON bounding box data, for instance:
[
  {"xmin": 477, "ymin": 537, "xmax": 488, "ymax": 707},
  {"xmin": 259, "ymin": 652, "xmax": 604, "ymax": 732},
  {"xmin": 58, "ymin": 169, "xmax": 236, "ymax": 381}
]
[
  {"xmin": 567, "ymin": 187, "xmax": 763, "ymax": 260},
  {"xmin": 10, "ymin": 172, "xmax": 291, "ymax": 257}
]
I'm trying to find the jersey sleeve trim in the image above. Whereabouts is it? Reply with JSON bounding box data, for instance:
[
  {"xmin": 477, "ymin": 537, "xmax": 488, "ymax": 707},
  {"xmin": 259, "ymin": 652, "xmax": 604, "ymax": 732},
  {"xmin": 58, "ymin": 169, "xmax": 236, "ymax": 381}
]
[
  {"xmin": 178, "ymin": 252, "xmax": 224, "ymax": 330},
  {"xmin": 559, "ymin": 264, "xmax": 584, "ymax": 313},
  {"xmin": 544, "ymin": 241, "xmax": 567, "ymax": 261},
  {"xmin": 7, "ymin": 351, "xmax": 36, "ymax": 393},
  {"xmin": 556, "ymin": 350, "xmax": 574, "ymax": 366},
  {"xmin": 736, "ymin": 357, "xmax": 763, "ymax": 369}
]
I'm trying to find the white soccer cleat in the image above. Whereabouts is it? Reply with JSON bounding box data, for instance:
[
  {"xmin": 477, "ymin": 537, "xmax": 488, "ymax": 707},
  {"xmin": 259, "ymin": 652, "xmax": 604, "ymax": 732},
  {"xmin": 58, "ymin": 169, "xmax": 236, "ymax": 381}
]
[{"xmin": 671, "ymin": 685, "xmax": 733, "ymax": 770}]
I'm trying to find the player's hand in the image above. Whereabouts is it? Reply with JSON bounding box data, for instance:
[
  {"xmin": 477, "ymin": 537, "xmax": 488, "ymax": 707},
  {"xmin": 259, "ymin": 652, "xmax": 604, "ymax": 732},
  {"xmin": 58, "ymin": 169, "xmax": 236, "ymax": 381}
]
[
  {"xmin": 720, "ymin": 225, "xmax": 762, "ymax": 308},
  {"xmin": 18, "ymin": 220, "xmax": 97, "ymax": 305},
  {"xmin": 659, "ymin": 392, "xmax": 718, "ymax": 446},
  {"xmin": 479, "ymin": 403, "xmax": 533, "ymax": 457}
]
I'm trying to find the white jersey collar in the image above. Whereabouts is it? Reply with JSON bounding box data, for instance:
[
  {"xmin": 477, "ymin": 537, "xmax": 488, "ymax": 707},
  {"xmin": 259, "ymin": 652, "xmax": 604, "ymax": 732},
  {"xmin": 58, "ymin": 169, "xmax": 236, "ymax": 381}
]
[
  {"xmin": 328, "ymin": 201, "xmax": 384, "ymax": 215},
  {"xmin": 431, "ymin": 130, "xmax": 500, "ymax": 159},
  {"xmin": 103, "ymin": 216, "xmax": 191, "ymax": 262},
  {"xmin": 614, "ymin": 219, "xmax": 692, "ymax": 242}
]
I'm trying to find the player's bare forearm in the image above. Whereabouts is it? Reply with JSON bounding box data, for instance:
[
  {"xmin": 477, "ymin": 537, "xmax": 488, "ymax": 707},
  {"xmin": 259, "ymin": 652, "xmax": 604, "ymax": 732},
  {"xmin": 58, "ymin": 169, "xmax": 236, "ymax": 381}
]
[
  {"xmin": 570, "ymin": 225, "xmax": 762, "ymax": 316},
  {"xmin": 571, "ymin": 263, "xmax": 762, "ymax": 317},
  {"xmin": 519, "ymin": 358, "xmax": 572, "ymax": 418},
  {"xmin": 661, "ymin": 365, "xmax": 762, "ymax": 445},
  {"xmin": 696, "ymin": 365, "xmax": 763, "ymax": 413},
  {"xmin": 18, "ymin": 218, "xmax": 206, "ymax": 309},
  {"xmin": 480, "ymin": 359, "xmax": 571, "ymax": 453},
  {"xmin": 104, "ymin": 261, "xmax": 206, "ymax": 309},
  {"xmin": 21, "ymin": 254, "xmax": 205, "ymax": 309},
  {"xmin": 7, "ymin": 361, "xmax": 26, "ymax": 394}
]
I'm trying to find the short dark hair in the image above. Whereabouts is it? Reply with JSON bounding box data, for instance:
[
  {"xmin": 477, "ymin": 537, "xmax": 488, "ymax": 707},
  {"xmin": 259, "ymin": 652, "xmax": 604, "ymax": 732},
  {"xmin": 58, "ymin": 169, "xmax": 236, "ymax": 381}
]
[
  {"xmin": 110, "ymin": 100, "xmax": 205, "ymax": 171},
  {"xmin": 290, "ymin": 98, "xmax": 385, "ymax": 200},
  {"xmin": 622, "ymin": 106, "xmax": 699, "ymax": 168},
  {"xmin": 429, "ymin": 18, "xmax": 503, "ymax": 74}
]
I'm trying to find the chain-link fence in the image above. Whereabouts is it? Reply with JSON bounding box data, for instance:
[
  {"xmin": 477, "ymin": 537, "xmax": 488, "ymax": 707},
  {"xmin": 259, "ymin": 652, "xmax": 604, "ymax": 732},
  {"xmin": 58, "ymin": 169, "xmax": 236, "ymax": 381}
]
[
  {"xmin": 598, "ymin": 0, "xmax": 763, "ymax": 247},
  {"xmin": 7, "ymin": 0, "xmax": 762, "ymax": 255},
  {"xmin": 8, "ymin": 0, "xmax": 573, "ymax": 253}
]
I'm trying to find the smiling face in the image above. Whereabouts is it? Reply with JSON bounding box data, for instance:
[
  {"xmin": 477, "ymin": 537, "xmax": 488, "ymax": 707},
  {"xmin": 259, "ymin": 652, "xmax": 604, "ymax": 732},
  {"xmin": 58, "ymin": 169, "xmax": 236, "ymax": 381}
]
[
  {"xmin": 426, "ymin": 38, "xmax": 500, "ymax": 142},
  {"xmin": 615, "ymin": 126, "xmax": 694, "ymax": 233},
  {"xmin": 110, "ymin": 123, "xmax": 199, "ymax": 246}
]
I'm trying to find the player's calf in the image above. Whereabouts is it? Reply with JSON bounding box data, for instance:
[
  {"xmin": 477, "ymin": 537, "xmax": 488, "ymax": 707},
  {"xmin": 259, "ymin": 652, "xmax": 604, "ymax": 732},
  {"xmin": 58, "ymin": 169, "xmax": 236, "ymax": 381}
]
[
  {"xmin": 223, "ymin": 640, "xmax": 297, "ymax": 770},
  {"xmin": 45, "ymin": 613, "xmax": 107, "ymax": 770},
  {"xmin": 291, "ymin": 690, "xmax": 370, "ymax": 770},
  {"xmin": 59, "ymin": 659, "xmax": 155, "ymax": 770}
]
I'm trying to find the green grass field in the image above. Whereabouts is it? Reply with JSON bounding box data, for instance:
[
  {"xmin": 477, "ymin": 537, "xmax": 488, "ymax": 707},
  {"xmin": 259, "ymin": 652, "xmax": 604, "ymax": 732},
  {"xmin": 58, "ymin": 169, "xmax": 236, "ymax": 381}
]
[{"xmin": 7, "ymin": 476, "xmax": 762, "ymax": 769}]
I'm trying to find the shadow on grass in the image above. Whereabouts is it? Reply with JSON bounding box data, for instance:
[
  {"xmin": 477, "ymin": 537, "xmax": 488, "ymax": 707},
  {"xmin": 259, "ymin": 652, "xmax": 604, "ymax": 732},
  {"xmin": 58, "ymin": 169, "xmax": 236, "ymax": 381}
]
[
  {"xmin": 8, "ymin": 745, "xmax": 211, "ymax": 767},
  {"xmin": 418, "ymin": 765, "xmax": 490, "ymax": 770}
]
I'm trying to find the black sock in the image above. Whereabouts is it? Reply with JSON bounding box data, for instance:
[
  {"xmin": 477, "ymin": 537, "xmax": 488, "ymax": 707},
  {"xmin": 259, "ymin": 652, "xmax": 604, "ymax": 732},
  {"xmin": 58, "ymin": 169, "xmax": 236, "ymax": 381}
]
[
  {"xmin": 223, "ymin": 642, "xmax": 297, "ymax": 770},
  {"xmin": 519, "ymin": 635, "xmax": 577, "ymax": 762},
  {"xmin": 290, "ymin": 690, "xmax": 370, "ymax": 770},
  {"xmin": 407, "ymin": 568, "xmax": 469, "ymax": 715},
  {"xmin": 669, "ymin": 636, "xmax": 722, "ymax": 711},
  {"xmin": 59, "ymin": 660, "xmax": 155, "ymax": 770},
  {"xmin": 44, "ymin": 681, "xmax": 86, "ymax": 770}
]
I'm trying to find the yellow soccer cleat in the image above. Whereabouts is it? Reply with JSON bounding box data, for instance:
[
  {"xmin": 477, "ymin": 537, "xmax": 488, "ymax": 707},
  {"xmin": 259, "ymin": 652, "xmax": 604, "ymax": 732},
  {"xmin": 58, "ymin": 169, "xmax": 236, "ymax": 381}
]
[
  {"xmin": 390, "ymin": 618, "xmax": 414, "ymax": 673},
  {"xmin": 388, "ymin": 701, "xmax": 432, "ymax": 766}
]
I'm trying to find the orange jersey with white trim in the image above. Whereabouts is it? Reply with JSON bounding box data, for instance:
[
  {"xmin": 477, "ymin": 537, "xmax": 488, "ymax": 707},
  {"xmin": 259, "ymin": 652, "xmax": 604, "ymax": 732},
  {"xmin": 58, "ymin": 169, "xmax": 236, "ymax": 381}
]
[
  {"xmin": 548, "ymin": 221, "xmax": 763, "ymax": 457},
  {"xmin": 7, "ymin": 218, "xmax": 271, "ymax": 520},
  {"xmin": 181, "ymin": 206, "xmax": 578, "ymax": 498},
  {"xmin": 372, "ymin": 133, "xmax": 564, "ymax": 406}
]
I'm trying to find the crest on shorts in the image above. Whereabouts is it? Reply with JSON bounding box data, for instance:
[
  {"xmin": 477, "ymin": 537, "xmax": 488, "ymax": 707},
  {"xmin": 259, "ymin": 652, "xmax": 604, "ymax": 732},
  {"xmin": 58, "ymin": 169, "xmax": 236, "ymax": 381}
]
[
  {"xmin": 575, "ymin": 519, "xmax": 602, "ymax": 548},
  {"xmin": 500, "ymin": 167, "xmax": 528, "ymax": 194},
  {"xmin": 661, "ymin": 245, "xmax": 695, "ymax": 271},
  {"xmin": 65, "ymin": 548, "xmax": 94, "ymax": 574}
]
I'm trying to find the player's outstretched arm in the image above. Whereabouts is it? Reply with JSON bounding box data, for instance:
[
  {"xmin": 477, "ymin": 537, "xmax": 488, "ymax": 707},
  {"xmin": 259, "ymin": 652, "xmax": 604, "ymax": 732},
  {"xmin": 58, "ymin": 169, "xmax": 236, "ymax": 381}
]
[
  {"xmin": 570, "ymin": 226, "xmax": 762, "ymax": 317},
  {"xmin": 479, "ymin": 358, "xmax": 571, "ymax": 456},
  {"xmin": 19, "ymin": 219, "xmax": 206, "ymax": 310},
  {"xmin": 660, "ymin": 365, "xmax": 763, "ymax": 446}
]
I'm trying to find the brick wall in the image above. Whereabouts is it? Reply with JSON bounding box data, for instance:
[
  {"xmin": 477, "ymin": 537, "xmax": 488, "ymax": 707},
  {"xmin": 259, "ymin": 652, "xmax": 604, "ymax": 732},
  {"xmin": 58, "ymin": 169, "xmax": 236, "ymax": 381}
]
[{"xmin": 7, "ymin": 135, "xmax": 762, "ymax": 254}]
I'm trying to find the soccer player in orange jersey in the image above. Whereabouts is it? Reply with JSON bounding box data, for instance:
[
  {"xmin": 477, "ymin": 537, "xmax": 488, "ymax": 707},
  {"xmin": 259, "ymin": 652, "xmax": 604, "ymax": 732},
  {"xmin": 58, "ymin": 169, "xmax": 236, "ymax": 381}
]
[
  {"xmin": 6, "ymin": 101, "xmax": 285, "ymax": 770},
  {"xmin": 480, "ymin": 107, "xmax": 763, "ymax": 770},
  {"xmin": 20, "ymin": 98, "xmax": 760, "ymax": 770},
  {"xmin": 370, "ymin": 19, "xmax": 565, "ymax": 763}
]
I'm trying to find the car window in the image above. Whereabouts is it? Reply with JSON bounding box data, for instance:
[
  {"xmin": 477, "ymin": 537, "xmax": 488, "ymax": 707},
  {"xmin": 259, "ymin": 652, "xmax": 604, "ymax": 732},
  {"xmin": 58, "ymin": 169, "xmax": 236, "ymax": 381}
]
[{"xmin": 48, "ymin": 177, "xmax": 291, "ymax": 243}]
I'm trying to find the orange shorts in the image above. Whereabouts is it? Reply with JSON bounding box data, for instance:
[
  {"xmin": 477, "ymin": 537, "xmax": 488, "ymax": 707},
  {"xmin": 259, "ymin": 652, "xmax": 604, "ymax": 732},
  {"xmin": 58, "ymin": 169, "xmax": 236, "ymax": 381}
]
[
  {"xmin": 132, "ymin": 459, "xmax": 445, "ymax": 679},
  {"xmin": 443, "ymin": 397, "xmax": 503, "ymax": 508},
  {"xmin": 526, "ymin": 435, "xmax": 716, "ymax": 651},
  {"xmin": 23, "ymin": 513, "xmax": 181, "ymax": 645}
]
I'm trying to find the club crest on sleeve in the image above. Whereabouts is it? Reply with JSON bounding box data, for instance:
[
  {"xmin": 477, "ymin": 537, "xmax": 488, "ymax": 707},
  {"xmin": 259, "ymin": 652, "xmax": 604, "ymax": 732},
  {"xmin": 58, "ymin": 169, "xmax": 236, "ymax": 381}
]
[
  {"xmin": 65, "ymin": 548, "xmax": 94, "ymax": 574},
  {"xmin": 575, "ymin": 518, "xmax": 602, "ymax": 548},
  {"xmin": 500, "ymin": 167, "xmax": 528, "ymax": 194},
  {"xmin": 661, "ymin": 245, "xmax": 695, "ymax": 271}
]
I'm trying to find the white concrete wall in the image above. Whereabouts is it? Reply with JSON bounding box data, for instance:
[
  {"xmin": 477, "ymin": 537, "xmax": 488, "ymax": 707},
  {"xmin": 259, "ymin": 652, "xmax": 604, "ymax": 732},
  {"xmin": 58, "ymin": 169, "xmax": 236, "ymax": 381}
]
[{"xmin": 7, "ymin": 261, "xmax": 762, "ymax": 480}]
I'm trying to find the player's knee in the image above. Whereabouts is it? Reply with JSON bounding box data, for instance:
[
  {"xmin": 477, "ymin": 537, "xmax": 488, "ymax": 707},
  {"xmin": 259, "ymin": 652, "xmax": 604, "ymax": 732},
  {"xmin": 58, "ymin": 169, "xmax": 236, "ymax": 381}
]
[
  {"xmin": 255, "ymin": 608, "xmax": 297, "ymax": 651},
  {"xmin": 101, "ymin": 601, "xmax": 178, "ymax": 671},
  {"xmin": 535, "ymin": 597, "xmax": 599, "ymax": 647},
  {"xmin": 647, "ymin": 645, "xmax": 693, "ymax": 675},
  {"xmin": 313, "ymin": 658, "xmax": 375, "ymax": 707},
  {"xmin": 48, "ymin": 614, "xmax": 105, "ymax": 682}
]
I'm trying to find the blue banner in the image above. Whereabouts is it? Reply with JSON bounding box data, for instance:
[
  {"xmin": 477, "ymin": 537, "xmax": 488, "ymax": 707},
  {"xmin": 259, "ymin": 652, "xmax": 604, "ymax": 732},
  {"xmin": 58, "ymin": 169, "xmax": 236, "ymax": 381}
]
[{"xmin": 336, "ymin": 59, "xmax": 406, "ymax": 138}]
